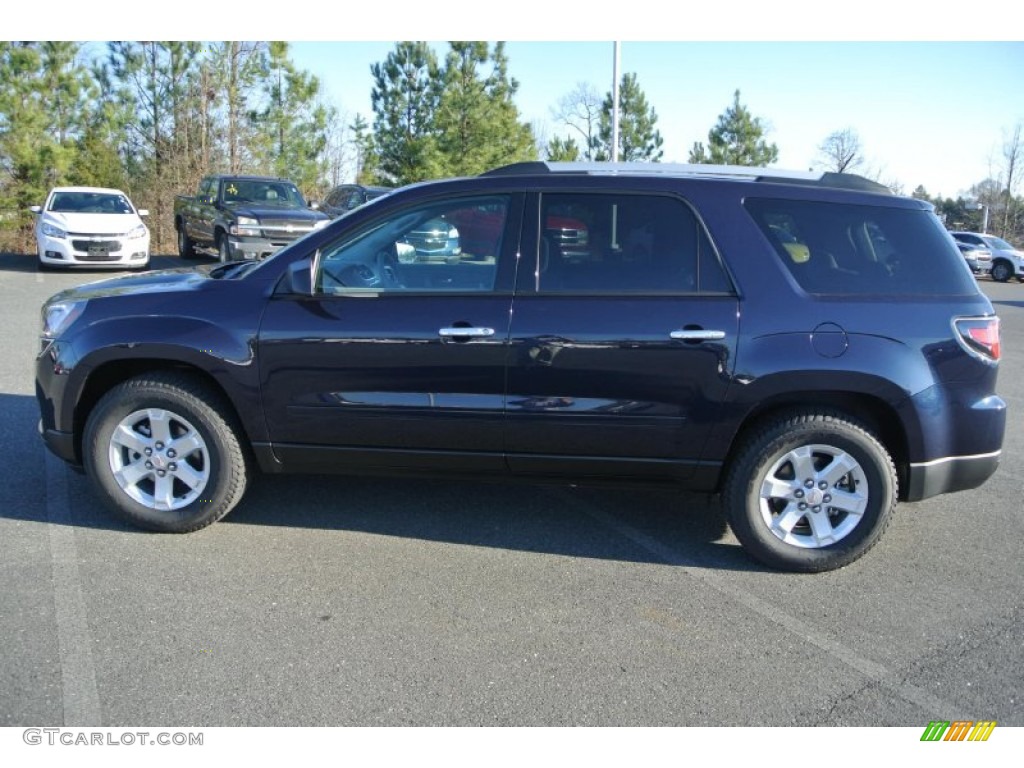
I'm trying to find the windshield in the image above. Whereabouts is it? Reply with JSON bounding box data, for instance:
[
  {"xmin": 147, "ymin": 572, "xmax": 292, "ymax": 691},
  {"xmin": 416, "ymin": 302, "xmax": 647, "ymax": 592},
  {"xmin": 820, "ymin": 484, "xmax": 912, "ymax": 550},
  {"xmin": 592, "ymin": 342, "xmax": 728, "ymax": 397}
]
[
  {"xmin": 49, "ymin": 192, "xmax": 134, "ymax": 214},
  {"xmin": 221, "ymin": 180, "xmax": 306, "ymax": 206},
  {"xmin": 982, "ymin": 235, "xmax": 1015, "ymax": 251}
]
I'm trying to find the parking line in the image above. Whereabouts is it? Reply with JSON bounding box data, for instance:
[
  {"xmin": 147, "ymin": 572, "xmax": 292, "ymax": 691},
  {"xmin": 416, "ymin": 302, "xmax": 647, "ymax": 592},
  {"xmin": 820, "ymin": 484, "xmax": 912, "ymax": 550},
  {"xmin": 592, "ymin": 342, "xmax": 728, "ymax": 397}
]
[
  {"xmin": 45, "ymin": 451, "xmax": 102, "ymax": 726},
  {"xmin": 559, "ymin": 491, "xmax": 960, "ymax": 717}
]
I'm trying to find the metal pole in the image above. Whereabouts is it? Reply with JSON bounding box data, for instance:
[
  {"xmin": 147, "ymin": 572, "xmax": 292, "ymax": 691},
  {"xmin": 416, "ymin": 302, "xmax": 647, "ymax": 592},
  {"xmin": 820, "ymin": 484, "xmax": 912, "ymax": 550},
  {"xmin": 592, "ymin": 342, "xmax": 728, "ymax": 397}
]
[
  {"xmin": 611, "ymin": 41, "xmax": 621, "ymax": 163},
  {"xmin": 982, "ymin": 205, "xmax": 989, "ymax": 234}
]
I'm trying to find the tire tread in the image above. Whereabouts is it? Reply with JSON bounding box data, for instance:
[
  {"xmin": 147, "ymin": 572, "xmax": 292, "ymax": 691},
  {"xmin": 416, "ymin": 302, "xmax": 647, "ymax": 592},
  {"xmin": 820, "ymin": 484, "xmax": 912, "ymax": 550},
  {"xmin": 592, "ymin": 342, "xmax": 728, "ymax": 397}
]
[
  {"xmin": 722, "ymin": 409, "xmax": 897, "ymax": 572},
  {"xmin": 83, "ymin": 371, "xmax": 249, "ymax": 533}
]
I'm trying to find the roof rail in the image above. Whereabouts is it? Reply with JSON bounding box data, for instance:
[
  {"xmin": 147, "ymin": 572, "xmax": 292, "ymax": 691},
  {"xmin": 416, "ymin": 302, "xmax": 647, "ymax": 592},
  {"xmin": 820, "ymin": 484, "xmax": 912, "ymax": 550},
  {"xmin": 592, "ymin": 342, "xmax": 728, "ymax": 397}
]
[{"xmin": 481, "ymin": 161, "xmax": 891, "ymax": 194}]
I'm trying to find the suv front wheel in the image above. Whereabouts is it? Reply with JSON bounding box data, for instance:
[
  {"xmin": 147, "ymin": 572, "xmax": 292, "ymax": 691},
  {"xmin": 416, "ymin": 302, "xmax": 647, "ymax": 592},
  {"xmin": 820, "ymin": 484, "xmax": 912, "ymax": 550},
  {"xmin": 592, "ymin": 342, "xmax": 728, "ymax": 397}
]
[
  {"xmin": 83, "ymin": 372, "xmax": 249, "ymax": 532},
  {"xmin": 723, "ymin": 411, "xmax": 897, "ymax": 572},
  {"xmin": 990, "ymin": 260, "xmax": 1013, "ymax": 283}
]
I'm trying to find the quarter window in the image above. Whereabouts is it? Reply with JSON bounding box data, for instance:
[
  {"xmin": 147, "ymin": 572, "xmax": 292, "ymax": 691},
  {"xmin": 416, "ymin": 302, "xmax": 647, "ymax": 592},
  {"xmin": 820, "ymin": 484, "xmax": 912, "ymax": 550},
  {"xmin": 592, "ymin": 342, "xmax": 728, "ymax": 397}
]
[
  {"xmin": 315, "ymin": 195, "xmax": 510, "ymax": 294},
  {"xmin": 746, "ymin": 198, "xmax": 977, "ymax": 295}
]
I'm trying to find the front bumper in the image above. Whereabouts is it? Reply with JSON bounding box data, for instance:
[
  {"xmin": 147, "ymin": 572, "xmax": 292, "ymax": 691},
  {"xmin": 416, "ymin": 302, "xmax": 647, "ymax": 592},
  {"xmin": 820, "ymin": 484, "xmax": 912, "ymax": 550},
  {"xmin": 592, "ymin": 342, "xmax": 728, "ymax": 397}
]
[
  {"xmin": 226, "ymin": 236, "xmax": 284, "ymax": 261},
  {"xmin": 39, "ymin": 419, "xmax": 80, "ymax": 467},
  {"xmin": 37, "ymin": 232, "xmax": 149, "ymax": 268}
]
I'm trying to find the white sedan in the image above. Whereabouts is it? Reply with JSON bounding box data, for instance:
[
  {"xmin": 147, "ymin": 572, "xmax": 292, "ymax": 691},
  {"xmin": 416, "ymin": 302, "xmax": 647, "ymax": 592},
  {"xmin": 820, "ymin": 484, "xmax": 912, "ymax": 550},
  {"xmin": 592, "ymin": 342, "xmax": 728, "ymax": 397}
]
[{"xmin": 31, "ymin": 186, "xmax": 150, "ymax": 270}]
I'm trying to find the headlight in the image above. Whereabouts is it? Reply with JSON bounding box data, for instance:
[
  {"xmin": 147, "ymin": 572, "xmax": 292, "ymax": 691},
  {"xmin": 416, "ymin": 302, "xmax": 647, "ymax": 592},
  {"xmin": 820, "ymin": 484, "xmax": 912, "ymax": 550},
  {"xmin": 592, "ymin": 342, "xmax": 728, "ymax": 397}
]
[
  {"xmin": 230, "ymin": 216, "xmax": 261, "ymax": 237},
  {"xmin": 41, "ymin": 300, "xmax": 87, "ymax": 339},
  {"xmin": 127, "ymin": 223, "xmax": 148, "ymax": 240},
  {"xmin": 41, "ymin": 222, "xmax": 66, "ymax": 239}
]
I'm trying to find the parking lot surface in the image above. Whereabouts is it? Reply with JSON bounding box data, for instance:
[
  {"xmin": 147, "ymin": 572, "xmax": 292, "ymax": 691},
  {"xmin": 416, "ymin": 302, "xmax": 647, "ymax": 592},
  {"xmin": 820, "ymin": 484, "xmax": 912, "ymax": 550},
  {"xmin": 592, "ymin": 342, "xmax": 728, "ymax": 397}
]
[{"xmin": 2, "ymin": 252, "xmax": 1021, "ymax": 726}]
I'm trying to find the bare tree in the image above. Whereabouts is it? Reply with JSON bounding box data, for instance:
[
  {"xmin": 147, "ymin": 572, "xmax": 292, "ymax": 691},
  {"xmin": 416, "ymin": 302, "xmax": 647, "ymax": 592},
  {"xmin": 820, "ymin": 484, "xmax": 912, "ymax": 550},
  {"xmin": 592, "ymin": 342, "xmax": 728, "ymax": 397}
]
[
  {"xmin": 321, "ymin": 106, "xmax": 353, "ymax": 190},
  {"xmin": 817, "ymin": 128, "xmax": 864, "ymax": 173},
  {"xmin": 551, "ymin": 82, "xmax": 602, "ymax": 161},
  {"xmin": 999, "ymin": 122, "xmax": 1022, "ymax": 237}
]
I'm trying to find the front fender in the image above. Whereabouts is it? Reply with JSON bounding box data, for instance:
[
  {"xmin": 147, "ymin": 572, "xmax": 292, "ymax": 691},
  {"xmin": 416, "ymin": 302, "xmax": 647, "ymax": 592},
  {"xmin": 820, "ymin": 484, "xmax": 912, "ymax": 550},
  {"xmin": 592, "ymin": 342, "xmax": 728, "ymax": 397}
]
[{"xmin": 52, "ymin": 315, "xmax": 263, "ymax": 444}]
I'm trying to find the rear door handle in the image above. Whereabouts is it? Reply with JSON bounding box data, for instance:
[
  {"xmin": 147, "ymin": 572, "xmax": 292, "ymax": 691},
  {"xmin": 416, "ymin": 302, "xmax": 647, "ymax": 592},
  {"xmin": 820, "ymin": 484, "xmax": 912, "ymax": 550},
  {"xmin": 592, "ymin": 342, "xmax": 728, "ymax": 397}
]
[
  {"xmin": 439, "ymin": 327, "xmax": 495, "ymax": 338},
  {"xmin": 670, "ymin": 329, "xmax": 726, "ymax": 341}
]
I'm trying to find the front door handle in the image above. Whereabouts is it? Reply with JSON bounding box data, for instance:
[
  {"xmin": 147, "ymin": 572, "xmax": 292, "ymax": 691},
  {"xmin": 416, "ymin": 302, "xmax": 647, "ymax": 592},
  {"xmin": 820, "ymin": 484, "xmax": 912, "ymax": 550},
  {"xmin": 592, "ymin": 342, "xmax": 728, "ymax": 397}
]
[
  {"xmin": 439, "ymin": 327, "xmax": 495, "ymax": 338},
  {"xmin": 670, "ymin": 329, "xmax": 726, "ymax": 341}
]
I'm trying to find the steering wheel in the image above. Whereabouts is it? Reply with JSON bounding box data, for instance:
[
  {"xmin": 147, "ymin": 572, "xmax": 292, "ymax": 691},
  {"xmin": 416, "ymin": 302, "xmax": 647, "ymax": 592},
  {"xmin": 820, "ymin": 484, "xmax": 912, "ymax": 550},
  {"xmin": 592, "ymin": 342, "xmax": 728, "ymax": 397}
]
[
  {"xmin": 375, "ymin": 246, "xmax": 403, "ymax": 289},
  {"xmin": 320, "ymin": 262, "xmax": 380, "ymax": 290}
]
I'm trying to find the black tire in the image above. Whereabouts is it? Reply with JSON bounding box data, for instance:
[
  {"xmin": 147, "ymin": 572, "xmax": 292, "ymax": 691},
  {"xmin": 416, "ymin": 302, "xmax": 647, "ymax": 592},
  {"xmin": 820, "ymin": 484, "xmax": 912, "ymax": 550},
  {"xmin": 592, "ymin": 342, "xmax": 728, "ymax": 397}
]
[
  {"xmin": 990, "ymin": 260, "xmax": 1012, "ymax": 283},
  {"xmin": 216, "ymin": 232, "xmax": 230, "ymax": 263},
  {"xmin": 177, "ymin": 222, "xmax": 197, "ymax": 259},
  {"xmin": 722, "ymin": 410, "xmax": 896, "ymax": 573},
  {"xmin": 83, "ymin": 372, "xmax": 249, "ymax": 532}
]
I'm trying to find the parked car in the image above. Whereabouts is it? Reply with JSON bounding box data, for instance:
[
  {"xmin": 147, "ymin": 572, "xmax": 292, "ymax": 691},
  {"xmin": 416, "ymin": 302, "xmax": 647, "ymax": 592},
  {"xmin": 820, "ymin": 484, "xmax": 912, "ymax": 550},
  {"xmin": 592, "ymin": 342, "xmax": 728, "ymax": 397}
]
[
  {"xmin": 174, "ymin": 175, "xmax": 329, "ymax": 262},
  {"xmin": 321, "ymin": 184, "xmax": 393, "ymax": 218},
  {"xmin": 36, "ymin": 162, "xmax": 1005, "ymax": 573},
  {"xmin": 398, "ymin": 217, "xmax": 462, "ymax": 263},
  {"xmin": 950, "ymin": 231, "xmax": 1024, "ymax": 283},
  {"xmin": 30, "ymin": 187, "xmax": 150, "ymax": 270},
  {"xmin": 955, "ymin": 241, "xmax": 992, "ymax": 275}
]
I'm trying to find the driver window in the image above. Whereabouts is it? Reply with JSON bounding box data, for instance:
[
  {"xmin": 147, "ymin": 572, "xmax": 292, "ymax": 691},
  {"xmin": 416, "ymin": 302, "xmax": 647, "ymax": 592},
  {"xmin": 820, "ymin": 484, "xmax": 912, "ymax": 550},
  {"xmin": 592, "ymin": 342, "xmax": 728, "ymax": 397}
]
[{"xmin": 315, "ymin": 195, "xmax": 510, "ymax": 294}]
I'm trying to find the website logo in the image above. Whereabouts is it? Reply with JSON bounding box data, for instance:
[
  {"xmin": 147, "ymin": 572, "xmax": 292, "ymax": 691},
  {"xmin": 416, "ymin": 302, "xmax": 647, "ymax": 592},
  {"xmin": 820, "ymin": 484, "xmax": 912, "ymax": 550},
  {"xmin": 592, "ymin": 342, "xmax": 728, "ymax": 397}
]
[{"xmin": 920, "ymin": 721, "xmax": 997, "ymax": 742}]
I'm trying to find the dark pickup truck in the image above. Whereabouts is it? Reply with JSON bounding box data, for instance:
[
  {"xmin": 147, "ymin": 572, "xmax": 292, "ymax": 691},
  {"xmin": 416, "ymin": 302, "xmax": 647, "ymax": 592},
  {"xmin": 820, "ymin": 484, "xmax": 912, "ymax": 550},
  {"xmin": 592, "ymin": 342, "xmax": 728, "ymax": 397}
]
[{"xmin": 174, "ymin": 175, "xmax": 329, "ymax": 262}]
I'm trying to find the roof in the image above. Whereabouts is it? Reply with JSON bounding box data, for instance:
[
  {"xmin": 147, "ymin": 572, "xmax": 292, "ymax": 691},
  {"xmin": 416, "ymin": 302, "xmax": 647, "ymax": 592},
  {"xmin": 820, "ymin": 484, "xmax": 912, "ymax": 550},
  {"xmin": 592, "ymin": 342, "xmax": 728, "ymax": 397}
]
[
  {"xmin": 208, "ymin": 174, "xmax": 297, "ymax": 182},
  {"xmin": 482, "ymin": 161, "xmax": 892, "ymax": 194},
  {"xmin": 48, "ymin": 186, "xmax": 129, "ymax": 196}
]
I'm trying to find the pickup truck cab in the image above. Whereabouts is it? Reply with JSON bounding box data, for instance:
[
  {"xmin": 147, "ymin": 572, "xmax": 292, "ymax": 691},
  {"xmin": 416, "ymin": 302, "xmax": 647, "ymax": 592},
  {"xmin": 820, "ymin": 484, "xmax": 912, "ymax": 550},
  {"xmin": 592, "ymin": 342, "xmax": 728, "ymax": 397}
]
[{"xmin": 174, "ymin": 175, "xmax": 329, "ymax": 262}]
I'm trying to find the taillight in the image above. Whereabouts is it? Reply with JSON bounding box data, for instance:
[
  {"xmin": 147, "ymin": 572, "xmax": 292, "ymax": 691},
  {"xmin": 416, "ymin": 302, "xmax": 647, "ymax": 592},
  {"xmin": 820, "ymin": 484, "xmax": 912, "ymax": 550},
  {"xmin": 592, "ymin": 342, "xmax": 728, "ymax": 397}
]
[{"xmin": 954, "ymin": 316, "xmax": 1001, "ymax": 362}]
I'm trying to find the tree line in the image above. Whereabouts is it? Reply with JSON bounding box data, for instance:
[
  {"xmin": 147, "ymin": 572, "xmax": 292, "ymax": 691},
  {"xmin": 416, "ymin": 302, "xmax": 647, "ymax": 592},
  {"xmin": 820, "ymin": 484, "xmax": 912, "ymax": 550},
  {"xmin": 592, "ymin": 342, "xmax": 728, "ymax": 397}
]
[{"xmin": 2, "ymin": 41, "xmax": 1021, "ymax": 253}]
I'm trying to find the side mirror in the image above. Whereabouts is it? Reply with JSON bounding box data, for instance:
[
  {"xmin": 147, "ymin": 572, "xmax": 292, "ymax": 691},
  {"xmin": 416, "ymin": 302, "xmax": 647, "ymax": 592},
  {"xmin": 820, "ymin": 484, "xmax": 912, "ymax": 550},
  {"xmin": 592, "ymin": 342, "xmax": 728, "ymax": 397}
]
[
  {"xmin": 308, "ymin": 201, "xmax": 320, "ymax": 210},
  {"xmin": 29, "ymin": 205, "xmax": 41, "ymax": 214},
  {"xmin": 283, "ymin": 257, "xmax": 314, "ymax": 296},
  {"xmin": 137, "ymin": 209, "xmax": 149, "ymax": 217}
]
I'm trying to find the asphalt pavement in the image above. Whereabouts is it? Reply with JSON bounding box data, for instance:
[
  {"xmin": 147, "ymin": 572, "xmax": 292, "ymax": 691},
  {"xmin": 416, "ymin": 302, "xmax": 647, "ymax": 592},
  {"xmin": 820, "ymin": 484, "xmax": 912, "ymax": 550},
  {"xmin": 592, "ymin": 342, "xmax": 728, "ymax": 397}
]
[{"xmin": 1, "ymin": 252, "xmax": 1021, "ymax": 727}]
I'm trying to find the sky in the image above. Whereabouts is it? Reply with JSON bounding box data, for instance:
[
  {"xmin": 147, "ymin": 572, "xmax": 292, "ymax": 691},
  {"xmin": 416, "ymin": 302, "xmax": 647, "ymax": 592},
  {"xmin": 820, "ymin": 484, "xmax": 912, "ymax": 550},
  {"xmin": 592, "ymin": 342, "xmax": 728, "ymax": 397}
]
[
  {"xmin": 289, "ymin": 40, "xmax": 1023, "ymax": 199},
  {"xmin": 22, "ymin": 1, "xmax": 1024, "ymax": 200}
]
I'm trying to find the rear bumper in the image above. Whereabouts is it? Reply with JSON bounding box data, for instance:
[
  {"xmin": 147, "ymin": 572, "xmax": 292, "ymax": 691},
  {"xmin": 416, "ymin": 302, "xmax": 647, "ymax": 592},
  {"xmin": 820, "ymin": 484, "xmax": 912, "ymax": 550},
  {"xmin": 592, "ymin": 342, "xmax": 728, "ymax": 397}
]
[{"xmin": 905, "ymin": 451, "xmax": 1001, "ymax": 501}]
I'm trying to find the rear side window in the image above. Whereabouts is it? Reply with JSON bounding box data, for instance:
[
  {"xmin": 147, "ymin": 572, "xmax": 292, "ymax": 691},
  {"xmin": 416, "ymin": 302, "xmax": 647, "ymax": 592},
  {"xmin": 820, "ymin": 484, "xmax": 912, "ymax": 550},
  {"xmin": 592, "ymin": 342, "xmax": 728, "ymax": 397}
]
[
  {"xmin": 536, "ymin": 193, "xmax": 732, "ymax": 293},
  {"xmin": 745, "ymin": 198, "xmax": 977, "ymax": 295}
]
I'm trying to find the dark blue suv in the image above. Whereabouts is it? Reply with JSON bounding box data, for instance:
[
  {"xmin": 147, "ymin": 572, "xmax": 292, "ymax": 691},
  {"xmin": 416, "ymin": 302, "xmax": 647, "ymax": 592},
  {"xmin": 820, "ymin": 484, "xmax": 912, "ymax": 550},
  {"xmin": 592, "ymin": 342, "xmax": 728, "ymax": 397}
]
[{"xmin": 36, "ymin": 162, "xmax": 1006, "ymax": 571}]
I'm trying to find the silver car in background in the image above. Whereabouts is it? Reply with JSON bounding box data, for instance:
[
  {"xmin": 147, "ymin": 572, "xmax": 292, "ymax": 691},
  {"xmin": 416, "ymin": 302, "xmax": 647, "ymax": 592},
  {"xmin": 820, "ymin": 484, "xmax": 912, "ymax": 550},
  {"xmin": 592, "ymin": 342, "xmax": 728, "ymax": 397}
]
[{"xmin": 951, "ymin": 231, "xmax": 1024, "ymax": 283}]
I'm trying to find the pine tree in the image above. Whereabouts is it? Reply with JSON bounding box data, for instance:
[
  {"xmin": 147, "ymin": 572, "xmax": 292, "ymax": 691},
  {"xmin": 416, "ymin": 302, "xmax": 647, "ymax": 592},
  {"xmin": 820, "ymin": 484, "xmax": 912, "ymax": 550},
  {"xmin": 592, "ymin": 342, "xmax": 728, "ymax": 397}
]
[
  {"xmin": 210, "ymin": 42, "xmax": 267, "ymax": 174},
  {"xmin": 594, "ymin": 73, "xmax": 663, "ymax": 162},
  {"xmin": 251, "ymin": 41, "xmax": 332, "ymax": 196},
  {"xmin": 108, "ymin": 41, "xmax": 206, "ymax": 246},
  {"xmin": 546, "ymin": 136, "xmax": 581, "ymax": 162},
  {"xmin": 349, "ymin": 113, "xmax": 378, "ymax": 185},
  {"xmin": 0, "ymin": 42, "xmax": 95, "ymax": 241},
  {"xmin": 689, "ymin": 90, "xmax": 779, "ymax": 167},
  {"xmin": 369, "ymin": 41, "xmax": 442, "ymax": 185},
  {"xmin": 434, "ymin": 42, "xmax": 535, "ymax": 177}
]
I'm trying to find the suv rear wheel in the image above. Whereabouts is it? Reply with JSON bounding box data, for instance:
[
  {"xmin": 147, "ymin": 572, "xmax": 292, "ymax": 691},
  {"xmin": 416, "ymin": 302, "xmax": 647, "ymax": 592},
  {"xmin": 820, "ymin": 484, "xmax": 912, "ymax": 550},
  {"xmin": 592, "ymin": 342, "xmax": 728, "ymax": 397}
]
[
  {"xmin": 83, "ymin": 372, "xmax": 249, "ymax": 532},
  {"xmin": 723, "ymin": 411, "xmax": 897, "ymax": 572}
]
